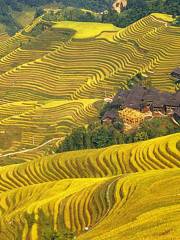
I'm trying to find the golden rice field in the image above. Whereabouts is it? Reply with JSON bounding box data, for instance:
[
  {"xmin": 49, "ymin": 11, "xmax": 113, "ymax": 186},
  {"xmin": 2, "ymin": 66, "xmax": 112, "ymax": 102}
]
[
  {"xmin": 0, "ymin": 133, "xmax": 179, "ymax": 239},
  {"xmin": 0, "ymin": 99, "xmax": 99, "ymax": 165},
  {"xmin": 0, "ymin": 13, "xmax": 179, "ymax": 163},
  {"xmin": 0, "ymin": 15, "xmax": 179, "ymax": 239},
  {"xmin": 53, "ymin": 21, "xmax": 120, "ymax": 39}
]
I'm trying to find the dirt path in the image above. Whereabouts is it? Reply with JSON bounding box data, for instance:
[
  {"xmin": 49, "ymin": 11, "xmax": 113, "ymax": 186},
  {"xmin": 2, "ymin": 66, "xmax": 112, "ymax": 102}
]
[{"xmin": 0, "ymin": 137, "xmax": 64, "ymax": 159}]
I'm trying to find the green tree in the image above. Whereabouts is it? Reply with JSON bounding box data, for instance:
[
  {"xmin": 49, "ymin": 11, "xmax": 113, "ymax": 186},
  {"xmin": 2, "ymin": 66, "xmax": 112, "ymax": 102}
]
[
  {"xmin": 91, "ymin": 125, "xmax": 113, "ymax": 148},
  {"xmin": 113, "ymin": 120, "xmax": 124, "ymax": 131},
  {"xmin": 34, "ymin": 7, "xmax": 44, "ymax": 18},
  {"xmin": 138, "ymin": 117, "xmax": 179, "ymax": 139},
  {"xmin": 134, "ymin": 132, "xmax": 149, "ymax": 142}
]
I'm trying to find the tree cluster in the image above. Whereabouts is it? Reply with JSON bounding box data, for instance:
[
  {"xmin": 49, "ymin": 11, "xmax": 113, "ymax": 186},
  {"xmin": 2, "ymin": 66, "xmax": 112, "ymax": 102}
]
[
  {"xmin": 56, "ymin": 117, "xmax": 179, "ymax": 153},
  {"xmin": 102, "ymin": 0, "xmax": 180, "ymax": 28},
  {"xmin": 0, "ymin": 0, "xmax": 21, "ymax": 34},
  {"xmin": 0, "ymin": 0, "xmax": 179, "ymax": 34},
  {"xmin": 56, "ymin": 121, "xmax": 124, "ymax": 153},
  {"xmin": 43, "ymin": 7, "xmax": 100, "ymax": 22},
  {"xmin": 25, "ymin": 210, "xmax": 75, "ymax": 240}
]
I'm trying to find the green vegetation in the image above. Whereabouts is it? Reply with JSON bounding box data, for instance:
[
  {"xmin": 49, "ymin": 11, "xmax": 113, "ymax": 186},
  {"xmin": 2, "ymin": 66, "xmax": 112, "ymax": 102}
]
[
  {"xmin": 0, "ymin": 0, "xmax": 180, "ymax": 34},
  {"xmin": 56, "ymin": 117, "xmax": 179, "ymax": 153},
  {"xmin": 56, "ymin": 121, "xmax": 124, "ymax": 152},
  {"xmin": 0, "ymin": 0, "xmax": 21, "ymax": 34},
  {"xmin": 23, "ymin": 22, "xmax": 53, "ymax": 37},
  {"xmin": 175, "ymin": 79, "xmax": 180, "ymax": 91},
  {"xmin": 43, "ymin": 7, "xmax": 101, "ymax": 23},
  {"xmin": 12, "ymin": 0, "xmax": 111, "ymax": 12},
  {"xmin": 34, "ymin": 7, "xmax": 45, "ymax": 18},
  {"xmin": 102, "ymin": 0, "xmax": 180, "ymax": 28},
  {"xmin": 172, "ymin": 16, "xmax": 180, "ymax": 26},
  {"xmin": 127, "ymin": 73, "xmax": 152, "ymax": 89},
  {"xmin": 136, "ymin": 117, "xmax": 180, "ymax": 139},
  {"xmin": 0, "ymin": 0, "xmax": 110, "ymax": 34},
  {"xmin": 25, "ymin": 210, "xmax": 76, "ymax": 240}
]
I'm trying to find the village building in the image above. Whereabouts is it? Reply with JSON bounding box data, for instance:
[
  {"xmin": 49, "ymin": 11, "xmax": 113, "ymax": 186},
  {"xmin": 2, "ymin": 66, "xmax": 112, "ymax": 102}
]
[
  {"xmin": 112, "ymin": 0, "xmax": 127, "ymax": 13},
  {"xmin": 104, "ymin": 97, "xmax": 113, "ymax": 103},
  {"xmin": 170, "ymin": 67, "xmax": 180, "ymax": 79},
  {"xmin": 114, "ymin": 86, "xmax": 180, "ymax": 113},
  {"xmin": 118, "ymin": 107, "xmax": 152, "ymax": 131},
  {"xmin": 172, "ymin": 109, "xmax": 180, "ymax": 125},
  {"xmin": 102, "ymin": 86, "xmax": 180, "ymax": 131},
  {"xmin": 101, "ymin": 86, "xmax": 180, "ymax": 131},
  {"xmin": 102, "ymin": 111, "xmax": 117, "ymax": 124}
]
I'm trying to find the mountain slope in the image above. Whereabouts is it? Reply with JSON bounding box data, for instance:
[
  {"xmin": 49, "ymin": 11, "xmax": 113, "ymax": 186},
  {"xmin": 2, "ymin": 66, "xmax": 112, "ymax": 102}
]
[
  {"xmin": 0, "ymin": 13, "xmax": 179, "ymax": 164},
  {"xmin": 0, "ymin": 133, "xmax": 179, "ymax": 190},
  {"xmin": 0, "ymin": 133, "xmax": 179, "ymax": 239},
  {"xmin": 0, "ymin": 0, "xmax": 179, "ymax": 34},
  {"xmin": 0, "ymin": 11, "xmax": 179, "ymax": 240}
]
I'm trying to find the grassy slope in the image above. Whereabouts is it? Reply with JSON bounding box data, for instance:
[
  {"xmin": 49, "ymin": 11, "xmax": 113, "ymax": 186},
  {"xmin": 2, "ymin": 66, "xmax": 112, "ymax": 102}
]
[{"xmin": 0, "ymin": 133, "xmax": 179, "ymax": 239}]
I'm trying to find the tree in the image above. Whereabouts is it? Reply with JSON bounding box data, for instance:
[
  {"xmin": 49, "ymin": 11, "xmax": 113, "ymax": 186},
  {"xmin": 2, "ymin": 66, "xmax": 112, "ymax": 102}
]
[
  {"xmin": 127, "ymin": 73, "xmax": 151, "ymax": 89},
  {"xmin": 175, "ymin": 79, "xmax": 180, "ymax": 91},
  {"xmin": 127, "ymin": 0, "xmax": 147, "ymax": 9},
  {"xmin": 71, "ymin": 127, "xmax": 88, "ymax": 150},
  {"xmin": 34, "ymin": 7, "xmax": 44, "ymax": 18},
  {"xmin": 113, "ymin": 120, "xmax": 124, "ymax": 131},
  {"xmin": 38, "ymin": 209, "xmax": 75, "ymax": 240},
  {"xmin": 111, "ymin": 129, "xmax": 125, "ymax": 144},
  {"xmin": 91, "ymin": 126, "xmax": 113, "ymax": 148},
  {"xmin": 134, "ymin": 132, "xmax": 149, "ymax": 142},
  {"xmin": 138, "ymin": 117, "xmax": 179, "ymax": 139}
]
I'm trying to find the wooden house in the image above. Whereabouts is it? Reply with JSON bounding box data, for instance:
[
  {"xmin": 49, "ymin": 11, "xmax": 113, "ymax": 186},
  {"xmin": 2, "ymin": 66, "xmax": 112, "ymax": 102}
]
[
  {"xmin": 102, "ymin": 111, "xmax": 117, "ymax": 124},
  {"xmin": 170, "ymin": 67, "xmax": 180, "ymax": 79}
]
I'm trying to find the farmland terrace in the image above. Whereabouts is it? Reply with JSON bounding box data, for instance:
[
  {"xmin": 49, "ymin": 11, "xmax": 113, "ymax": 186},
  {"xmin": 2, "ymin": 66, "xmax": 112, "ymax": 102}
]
[
  {"xmin": 0, "ymin": 133, "xmax": 179, "ymax": 239},
  {"xmin": 0, "ymin": 13, "xmax": 179, "ymax": 163},
  {"xmin": 0, "ymin": 12, "xmax": 179, "ymax": 240}
]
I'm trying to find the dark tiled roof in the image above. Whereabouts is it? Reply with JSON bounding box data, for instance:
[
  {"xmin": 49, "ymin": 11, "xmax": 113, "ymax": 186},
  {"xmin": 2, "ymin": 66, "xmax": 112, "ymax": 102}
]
[
  {"xmin": 173, "ymin": 109, "xmax": 180, "ymax": 123},
  {"xmin": 123, "ymin": 86, "xmax": 146, "ymax": 106},
  {"xmin": 174, "ymin": 91, "xmax": 180, "ymax": 103},
  {"xmin": 116, "ymin": 86, "xmax": 180, "ymax": 108},
  {"xmin": 102, "ymin": 111, "xmax": 117, "ymax": 120},
  {"xmin": 171, "ymin": 67, "xmax": 180, "ymax": 75}
]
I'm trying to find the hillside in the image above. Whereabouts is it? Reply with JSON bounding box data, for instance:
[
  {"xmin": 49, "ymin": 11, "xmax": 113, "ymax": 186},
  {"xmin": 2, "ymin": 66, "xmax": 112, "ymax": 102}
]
[
  {"xmin": 0, "ymin": 133, "xmax": 179, "ymax": 239},
  {"xmin": 0, "ymin": 0, "xmax": 179, "ymax": 34},
  {"xmin": 0, "ymin": 13, "xmax": 179, "ymax": 164},
  {"xmin": 0, "ymin": 0, "xmax": 109, "ymax": 35},
  {"xmin": 0, "ymin": 9, "xmax": 179, "ymax": 240}
]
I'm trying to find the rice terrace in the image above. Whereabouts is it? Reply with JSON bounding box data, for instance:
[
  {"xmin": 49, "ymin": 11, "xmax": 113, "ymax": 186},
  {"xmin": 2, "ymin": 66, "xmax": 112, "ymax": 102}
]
[{"xmin": 0, "ymin": 0, "xmax": 179, "ymax": 239}]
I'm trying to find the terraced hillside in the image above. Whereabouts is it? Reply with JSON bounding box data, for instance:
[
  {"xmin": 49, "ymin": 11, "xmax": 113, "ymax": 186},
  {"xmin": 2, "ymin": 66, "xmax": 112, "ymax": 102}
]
[
  {"xmin": 0, "ymin": 11, "xmax": 179, "ymax": 240},
  {"xmin": 0, "ymin": 13, "xmax": 179, "ymax": 163},
  {"xmin": 0, "ymin": 99, "xmax": 99, "ymax": 165},
  {"xmin": 0, "ymin": 133, "xmax": 179, "ymax": 240}
]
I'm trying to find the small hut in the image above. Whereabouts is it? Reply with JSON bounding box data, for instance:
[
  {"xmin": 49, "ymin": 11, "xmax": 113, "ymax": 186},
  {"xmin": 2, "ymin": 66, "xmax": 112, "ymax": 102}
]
[
  {"xmin": 172, "ymin": 109, "xmax": 180, "ymax": 125},
  {"xmin": 113, "ymin": 0, "xmax": 127, "ymax": 13},
  {"xmin": 170, "ymin": 67, "xmax": 180, "ymax": 79},
  {"xmin": 102, "ymin": 111, "xmax": 117, "ymax": 124}
]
